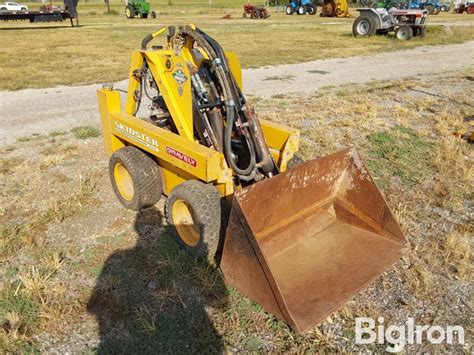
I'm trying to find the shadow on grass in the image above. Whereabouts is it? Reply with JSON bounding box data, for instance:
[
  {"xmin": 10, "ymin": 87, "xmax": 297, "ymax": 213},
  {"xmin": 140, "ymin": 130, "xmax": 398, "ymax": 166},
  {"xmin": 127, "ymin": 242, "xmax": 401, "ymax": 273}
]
[{"xmin": 87, "ymin": 206, "xmax": 228, "ymax": 354}]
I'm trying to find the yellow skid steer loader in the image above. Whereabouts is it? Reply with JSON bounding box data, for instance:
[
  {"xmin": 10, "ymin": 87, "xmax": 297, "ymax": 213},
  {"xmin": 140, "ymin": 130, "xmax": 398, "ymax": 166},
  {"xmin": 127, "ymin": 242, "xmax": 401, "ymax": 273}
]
[{"xmin": 97, "ymin": 25, "xmax": 405, "ymax": 333}]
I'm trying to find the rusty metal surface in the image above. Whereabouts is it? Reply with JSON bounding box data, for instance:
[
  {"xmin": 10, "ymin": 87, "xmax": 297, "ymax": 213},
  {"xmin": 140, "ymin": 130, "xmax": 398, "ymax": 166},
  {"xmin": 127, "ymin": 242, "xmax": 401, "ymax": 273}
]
[{"xmin": 220, "ymin": 148, "xmax": 406, "ymax": 333}]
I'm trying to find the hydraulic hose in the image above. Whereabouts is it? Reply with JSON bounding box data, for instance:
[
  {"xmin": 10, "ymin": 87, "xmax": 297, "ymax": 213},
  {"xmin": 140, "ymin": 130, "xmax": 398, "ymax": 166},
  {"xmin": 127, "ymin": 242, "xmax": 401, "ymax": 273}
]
[
  {"xmin": 224, "ymin": 100, "xmax": 256, "ymax": 179},
  {"xmin": 178, "ymin": 27, "xmax": 257, "ymax": 179}
]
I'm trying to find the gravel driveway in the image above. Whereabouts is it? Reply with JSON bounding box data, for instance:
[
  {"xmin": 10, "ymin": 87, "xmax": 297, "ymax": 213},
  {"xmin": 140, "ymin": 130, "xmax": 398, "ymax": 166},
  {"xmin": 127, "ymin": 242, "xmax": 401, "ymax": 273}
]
[{"xmin": 1, "ymin": 41, "xmax": 473, "ymax": 147}]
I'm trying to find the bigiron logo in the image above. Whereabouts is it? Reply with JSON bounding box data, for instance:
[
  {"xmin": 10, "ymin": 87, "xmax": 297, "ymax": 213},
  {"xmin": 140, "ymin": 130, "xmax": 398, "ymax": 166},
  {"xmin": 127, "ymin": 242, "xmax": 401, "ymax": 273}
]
[
  {"xmin": 166, "ymin": 146, "xmax": 197, "ymax": 167},
  {"xmin": 114, "ymin": 122, "xmax": 159, "ymax": 152}
]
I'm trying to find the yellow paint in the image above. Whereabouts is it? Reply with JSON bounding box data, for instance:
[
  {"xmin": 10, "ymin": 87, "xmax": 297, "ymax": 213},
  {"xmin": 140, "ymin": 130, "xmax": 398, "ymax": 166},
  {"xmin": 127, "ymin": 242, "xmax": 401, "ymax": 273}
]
[
  {"xmin": 172, "ymin": 199, "xmax": 200, "ymax": 246},
  {"xmin": 225, "ymin": 51, "xmax": 243, "ymax": 90},
  {"xmin": 97, "ymin": 26, "xmax": 300, "ymax": 200},
  {"xmin": 113, "ymin": 162, "xmax": 134, "ymax": 201}
]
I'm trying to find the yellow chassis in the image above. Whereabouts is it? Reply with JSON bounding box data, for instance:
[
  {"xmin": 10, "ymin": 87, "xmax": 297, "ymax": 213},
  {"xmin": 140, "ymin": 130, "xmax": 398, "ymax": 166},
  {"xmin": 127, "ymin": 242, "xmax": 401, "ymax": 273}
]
[{"xmin": 97, "ymin": 28, "xmax": 299, "ymax": 198}]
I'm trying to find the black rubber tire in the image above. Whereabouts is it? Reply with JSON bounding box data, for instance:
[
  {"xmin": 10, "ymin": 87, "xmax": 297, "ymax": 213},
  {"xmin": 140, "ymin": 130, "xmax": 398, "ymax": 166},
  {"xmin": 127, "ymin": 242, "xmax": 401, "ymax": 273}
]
[
  {"xmin": 166, "ymin": 180, "xmax": 221, "ymax": 261},
  {"xmin": 395, "ymin": 25, "xmax": 413, "ymax": 40},
  {"xmin": 307, "ymin": 4, "xmax": 317, "ymax": 15},
  {"xmin": 125, "ymin": 5, "xmax": 135, "ymax": 18},
  {"xmin": 352, "ymin": 15, "xmax": 377, "ymax": 36},
  {"xmin": 414, "ymin": 26, "xmax": 426, "ymax": 37},
  {"xmin": 425, "ymin": 4, "xmax": 435, "ymax": 14},
  {"xmin": 21, "ymin": 7, "xmax": 26, "ymax": 11},
  {"xmin": 440, "ymin": 4, "xmax": 447, "ymax": 11},
  {"xmin": 142, "ymin": 13, "xmax": 148, "ymax": 18},
  {"xmin": 151, "ymin": 10, "xmax": 156, "ymax": 18},
  {"xmin": 109, "ymin": 146, "xmax": 162, "ymax": 211},
  {"xmin": 297, "ymin": 5, "xmax": 307, "ymax": 15},
  {"xmin": 286, "ymin": 5, "xmax": 294, "ymax": 14}
]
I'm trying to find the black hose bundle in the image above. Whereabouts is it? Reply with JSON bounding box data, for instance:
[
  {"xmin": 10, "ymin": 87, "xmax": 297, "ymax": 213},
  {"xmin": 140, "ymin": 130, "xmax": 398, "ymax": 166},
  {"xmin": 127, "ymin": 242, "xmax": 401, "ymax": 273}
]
[{"xmin": 177, "ymin": 26, "xmax": 257, "ymax": 181}]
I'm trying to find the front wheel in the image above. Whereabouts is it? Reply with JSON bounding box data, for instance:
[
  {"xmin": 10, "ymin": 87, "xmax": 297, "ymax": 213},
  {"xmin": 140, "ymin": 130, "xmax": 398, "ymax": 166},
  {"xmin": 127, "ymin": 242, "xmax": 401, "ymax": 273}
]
[
  {"xmin": 395, "ymin": 25, "xmax": 413, "ymax": 40},
  {"xmin": 125, "ymin": 5, "xmax": 135, "ymax": 18},
  {"xmin": 109, "ymin": 146, "xmax": 163, "ymax": 210},
  {"xmin": 425, "ymin": 4, "xmax": 435, "ymax": 14},
  {"xmin": 166, "ymin": 180, "xmax": 221, "ymax": 262},
  {"xmin": 297, "ymin": 5, "xmax": 307, "ymax": 15},
  {"xmin": 286, "ymin": 5, "xmax": 294, "ymax": 14},
  {"xmin": 151, "ymin": 10, "xmax": 157, "ymax": 18},
  {"xmin": 21, "ymin": 7, "xmax": 26, "ymax": 11},
  {"xmin": 307, "ymin": 4, "xmax": 317, "ymax": 15},
  {"xmin": 352, "ymin": 15, "xmax": 377, "ymax": 36},
  {"xmin": 414, "ymin": 26, "xmax": 426, "ymax": 37}
]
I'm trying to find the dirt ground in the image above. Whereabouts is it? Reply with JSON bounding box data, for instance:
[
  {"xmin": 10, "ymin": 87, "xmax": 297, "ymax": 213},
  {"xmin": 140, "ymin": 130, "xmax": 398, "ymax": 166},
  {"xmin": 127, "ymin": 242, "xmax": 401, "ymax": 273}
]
[{"xmin": 1, "ymin": 69, "xmax": 472, "ymax": 352}]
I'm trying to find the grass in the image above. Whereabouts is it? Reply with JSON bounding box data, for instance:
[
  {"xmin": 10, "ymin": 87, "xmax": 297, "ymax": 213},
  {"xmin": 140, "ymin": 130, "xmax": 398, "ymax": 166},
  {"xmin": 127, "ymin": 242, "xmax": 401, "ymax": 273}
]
[
  {"xmin": 366, "ymin": 125, "xmax": 434, "ymax": 187},
  {"xmin": 1, "ymin": 73, "xmax": 472, "ymax": 352},
  {"xmin": 0, "ymin": 3, "xmax": 473, "ymax": 90},
  {"xmin": 71, "ymin": 126, "xmax": 100, "ymax": 139}
]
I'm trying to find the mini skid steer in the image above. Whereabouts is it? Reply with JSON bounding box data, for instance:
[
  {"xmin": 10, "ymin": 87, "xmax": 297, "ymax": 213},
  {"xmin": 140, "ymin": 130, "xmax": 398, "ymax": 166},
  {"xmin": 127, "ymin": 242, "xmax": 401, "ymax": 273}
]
[{"xmin": 97, "ymin": 25, "xmax": 406, "ymax": 333}]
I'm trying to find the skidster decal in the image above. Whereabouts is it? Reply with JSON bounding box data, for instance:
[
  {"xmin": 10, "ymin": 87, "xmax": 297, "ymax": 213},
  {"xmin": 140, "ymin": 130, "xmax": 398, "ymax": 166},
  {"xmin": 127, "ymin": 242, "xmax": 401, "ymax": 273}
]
[{"xmin": 114, "ymin": 121, "xmax": 159, "ymax": 152}]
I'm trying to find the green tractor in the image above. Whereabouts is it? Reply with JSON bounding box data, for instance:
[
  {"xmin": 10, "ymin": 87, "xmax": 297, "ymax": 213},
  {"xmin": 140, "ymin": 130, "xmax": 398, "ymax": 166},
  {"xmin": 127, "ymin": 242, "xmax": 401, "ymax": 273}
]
[{"xmin": 125, "ymin": 0, "xmax": 156, "ymax": 19}]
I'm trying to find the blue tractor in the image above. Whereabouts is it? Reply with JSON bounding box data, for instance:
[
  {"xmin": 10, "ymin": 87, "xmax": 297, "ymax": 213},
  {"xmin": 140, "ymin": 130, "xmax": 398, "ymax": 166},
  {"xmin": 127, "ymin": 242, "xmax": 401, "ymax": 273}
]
[{"xmin": 286, "ymin": 0, "xmax": 317, "ymax": 14}]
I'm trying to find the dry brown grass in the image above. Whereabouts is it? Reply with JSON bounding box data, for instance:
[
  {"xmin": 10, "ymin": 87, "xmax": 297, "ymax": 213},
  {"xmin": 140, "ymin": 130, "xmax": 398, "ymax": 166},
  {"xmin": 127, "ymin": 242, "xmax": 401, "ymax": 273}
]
[{"xmin": 1, "ymin": 72, "xmax": 473, "ymax": 353}]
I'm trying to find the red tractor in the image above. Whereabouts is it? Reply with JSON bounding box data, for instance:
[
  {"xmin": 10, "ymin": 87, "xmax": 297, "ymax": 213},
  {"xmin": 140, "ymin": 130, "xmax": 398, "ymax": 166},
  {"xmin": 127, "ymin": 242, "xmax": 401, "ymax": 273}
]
[
  {"xmin": 243, "ymin": 3, "xmax": 270, "ymax": 18},
  {"xmin": 453, "ymin": 2, "xmax": 474, "ymax": 13}
]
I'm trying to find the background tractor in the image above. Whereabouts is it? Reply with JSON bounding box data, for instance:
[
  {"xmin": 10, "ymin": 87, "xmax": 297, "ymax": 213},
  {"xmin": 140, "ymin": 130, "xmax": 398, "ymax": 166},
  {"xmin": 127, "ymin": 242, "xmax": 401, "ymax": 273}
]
[
  {"xmin": 125, "ymin": 0, "xmax": 156, "ymax": 19},
  {"xmin": 286, "ymin": 0, "xmax": 317, "ymax": 15},
  {"xmin": 453, "ymin": 1, "xmax": 474, "ymax": 12},
  {"xmin": 353, "ymin": 7, "xmax": 428, "ymax": 39},
  {"xmin": 320, "ymin": 0, "xmax": 350, "ymax": 17},
  {"xmin": 243, "ymin": 3, "xmax": 270, "ymax": 18}
]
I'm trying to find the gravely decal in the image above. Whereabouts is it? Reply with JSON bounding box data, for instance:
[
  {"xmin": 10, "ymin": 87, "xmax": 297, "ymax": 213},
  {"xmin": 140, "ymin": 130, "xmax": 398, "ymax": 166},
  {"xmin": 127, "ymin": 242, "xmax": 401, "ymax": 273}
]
[
  {"xmin": 166, "ymin": 146, "xmax": 197, "ymax": 167},
  {"xmin": 114, "ymin": 121, "xmax": 159, "ymax": 152}
]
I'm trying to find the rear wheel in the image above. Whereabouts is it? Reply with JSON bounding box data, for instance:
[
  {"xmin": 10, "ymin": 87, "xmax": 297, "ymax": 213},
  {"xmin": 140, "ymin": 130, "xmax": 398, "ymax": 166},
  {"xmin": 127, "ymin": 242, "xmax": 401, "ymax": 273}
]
[
  {"xmin": 352, "ymin": 15, "xmax": 377, "ymax": 36},
  {"xmin": 414, "ymin": 26, "xmax": 426, "ymax": 37},
  {"xmin": 166, "ymin": 180, "xmax": 221, "ymax": 262},
  {"xmin": 395, "ymin": 25, "xmax": 413, "ymax": 40},
  {"xmin": 425, "ymin": 4, "xmax": 435, "ymax": 14},
  {"xmin": 109, "ymin": 146, "xmax": 163, "ymax": 210},
  {"xmin": 440, "ymin": 4, "xmax": 447, "ymax": 11},
  {"xmin": 142, "ymin": 12, "xmax": 148, "ymax": 18},
  {"xmin": 467, "ymin": 4, "xmax": 474, "ymax": 14},
  {"xmin": 125, "ymin": 5, "xmax": 135, "ymax": 18},
  {"xmin": 251, "ymin": 9, "xmax": 260, "ymax": 18},
  {"xmin": 286, "ymin": 5, "xmax": 294, "ymax": 14},
  {"xmin": 297, "ymin": 5, "xmax": 307, "ymax": 15},
  {"xmin": 21, "ymin": 7, "xmax": 26, "ymax": 11}
]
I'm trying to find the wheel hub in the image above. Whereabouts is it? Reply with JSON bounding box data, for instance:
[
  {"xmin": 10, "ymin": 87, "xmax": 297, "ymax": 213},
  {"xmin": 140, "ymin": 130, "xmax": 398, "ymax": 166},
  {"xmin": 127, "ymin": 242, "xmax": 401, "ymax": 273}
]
[
  {"xmin": 172, "ymin": 199, "xmax": 200, "ymax": 247},
  {"xmin": 114, "ymin": 162, "xmax": 134, "ymax": 201}
]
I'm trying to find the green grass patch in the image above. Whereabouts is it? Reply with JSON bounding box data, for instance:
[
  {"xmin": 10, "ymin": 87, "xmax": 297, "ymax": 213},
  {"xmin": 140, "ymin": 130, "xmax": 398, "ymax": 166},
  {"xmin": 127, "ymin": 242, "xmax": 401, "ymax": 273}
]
[
  {"xmin": 49, "ymin": 130, "xmax": 67, "ymax": 137},
  {"xmin": 71, "ymin": 126, "xmax": 101, "ymax": 139},
  {"xmin": 0, "ymin": 288, "xmax": 39, "ymax": 353},
  {"xmin": 366, "ymin": 126, "xmax": 434, "ymax": 187}
]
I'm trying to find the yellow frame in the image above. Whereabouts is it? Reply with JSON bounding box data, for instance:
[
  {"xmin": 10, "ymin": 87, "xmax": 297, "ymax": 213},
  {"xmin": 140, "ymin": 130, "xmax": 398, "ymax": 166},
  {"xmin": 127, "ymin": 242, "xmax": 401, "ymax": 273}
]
[{"xmin": 97, "ymin": 29, "xmax": 299, "ymax": 198}]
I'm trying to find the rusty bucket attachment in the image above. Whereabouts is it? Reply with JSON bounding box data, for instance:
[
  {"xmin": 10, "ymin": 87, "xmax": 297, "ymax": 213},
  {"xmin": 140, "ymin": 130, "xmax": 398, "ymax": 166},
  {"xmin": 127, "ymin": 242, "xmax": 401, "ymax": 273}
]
[{"xmin": 220, "ymin": 148, "xmax": 405, "ymax": 333}]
